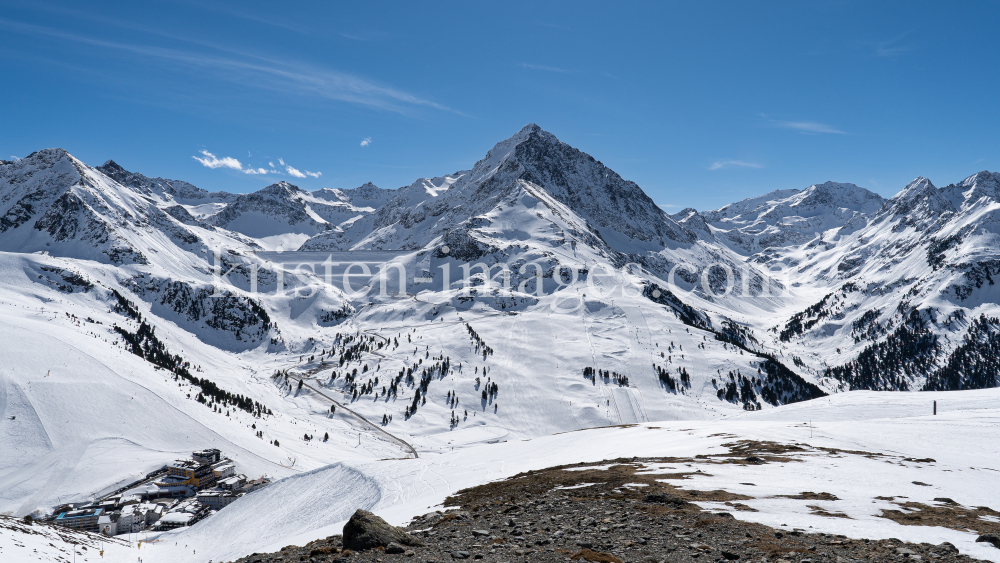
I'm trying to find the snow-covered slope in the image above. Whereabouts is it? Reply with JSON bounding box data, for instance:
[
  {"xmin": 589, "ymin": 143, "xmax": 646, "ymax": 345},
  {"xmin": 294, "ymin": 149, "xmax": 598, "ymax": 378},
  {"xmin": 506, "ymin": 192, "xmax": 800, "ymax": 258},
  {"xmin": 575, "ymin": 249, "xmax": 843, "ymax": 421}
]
[
  {"xmin": 763, "ymin": 172, "xmax": 1000, "ymax": 392},
  {"xmin": 96, "ymin": 159, "xmax": 236, "ymax": 207},
  {"xmin": 300, "ymin": 124, "xmax": 693, "ymax": 254},
  {"xmin": 4, "ymin": 127, "xmax": 1000, "ymax": 563},
  {"xmin": 0, "ymin": 149, "xmax": 258, "ymax": 265},
  {"xmin": 40, "ymin": 388, "xmax": 1000, "ymax": 563},
  {"xmin": 682, "ymin": 181, "xmax": 886, "ymax": 255},
  {"xmin": 205, "ymin": 180, "xmax": 389, "ymax": 249}
]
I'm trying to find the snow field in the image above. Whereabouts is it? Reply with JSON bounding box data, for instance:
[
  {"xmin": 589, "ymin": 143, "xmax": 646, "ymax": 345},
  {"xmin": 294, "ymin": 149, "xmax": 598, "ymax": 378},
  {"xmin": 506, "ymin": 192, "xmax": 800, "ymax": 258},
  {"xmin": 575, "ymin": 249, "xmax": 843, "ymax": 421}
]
[{"xmin": 128, "ymin": 387, "xmax": 1000, "ymax": 563}]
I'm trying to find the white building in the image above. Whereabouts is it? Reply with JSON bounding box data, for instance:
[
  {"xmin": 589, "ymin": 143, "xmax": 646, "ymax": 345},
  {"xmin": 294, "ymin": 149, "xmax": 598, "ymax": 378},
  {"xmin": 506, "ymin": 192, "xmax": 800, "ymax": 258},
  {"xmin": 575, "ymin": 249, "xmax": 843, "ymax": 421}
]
[
  {"xmin": 116, "ymin": 502, "xmax": 163, "ymax": 534},
  {"xmin": 195, "ymin": 489, "xmax": 240, "ymax": 510},
  {"xmin": 212, "ymin": 461, "xmax": 235, "ymax": 479},
  {"xmin": 217, "ymin": 474, "xmax": 246, "ymax": 491},
  {"xmin": 97, "ymin": 513, "xmax": 119, "ymax": 536}
]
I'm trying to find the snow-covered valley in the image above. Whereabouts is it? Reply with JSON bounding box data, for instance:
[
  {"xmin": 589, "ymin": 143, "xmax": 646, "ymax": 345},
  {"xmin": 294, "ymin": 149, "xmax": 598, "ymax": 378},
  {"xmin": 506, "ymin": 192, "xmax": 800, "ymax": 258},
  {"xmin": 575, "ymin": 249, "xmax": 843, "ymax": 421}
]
[{"xmin": 2, "ymin": 125, "xmax": 1000, "ymax": 561}]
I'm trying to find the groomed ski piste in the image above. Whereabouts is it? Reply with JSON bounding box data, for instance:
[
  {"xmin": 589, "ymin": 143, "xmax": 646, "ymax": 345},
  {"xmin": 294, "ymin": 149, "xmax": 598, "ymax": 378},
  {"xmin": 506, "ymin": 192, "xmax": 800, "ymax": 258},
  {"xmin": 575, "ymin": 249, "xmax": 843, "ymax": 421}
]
[{"xmin": 3, "ymin": 388, "xmax": 998, "ymax": 562}]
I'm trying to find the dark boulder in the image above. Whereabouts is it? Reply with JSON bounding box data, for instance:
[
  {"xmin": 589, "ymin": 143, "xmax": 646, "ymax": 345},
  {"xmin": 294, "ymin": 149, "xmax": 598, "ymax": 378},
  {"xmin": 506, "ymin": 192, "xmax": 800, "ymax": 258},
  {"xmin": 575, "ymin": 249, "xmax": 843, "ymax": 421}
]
[
  {"xmin": 342, "ymin": 509, "xmax": 424, "ymax": 551},
  {"xmin": 977, "ymin": 534, "xmax": 1000, "ymax": 548}
]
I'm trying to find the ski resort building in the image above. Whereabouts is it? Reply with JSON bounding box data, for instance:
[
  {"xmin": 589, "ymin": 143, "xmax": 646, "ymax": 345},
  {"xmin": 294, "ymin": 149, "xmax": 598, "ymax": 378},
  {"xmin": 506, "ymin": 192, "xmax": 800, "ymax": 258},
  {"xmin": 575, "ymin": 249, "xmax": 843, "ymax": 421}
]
[
  {"xmin": 116, "ymin": 502, "xmax": 163, "ymax": 533},
  {"xmin": 97, "ymin": 513, "xmax": 119, "ymax": 536},
  {"xmin": 192, "ymin": 448, "xmax": 221, "ymax": 465},
  {"xmin": 212, "ymin": 460, "xmax": 236, "ymax": 479},
  {"xmin": 55, "ymin": 507, "xmax": 104, "ymax": 533},
  {"xmin": 195, "ymin": 489, "xmax": 241, "ymax": 509},
  {"xmin": 163, "ymin": 458, "xmax": 217, "ymax": 488}
]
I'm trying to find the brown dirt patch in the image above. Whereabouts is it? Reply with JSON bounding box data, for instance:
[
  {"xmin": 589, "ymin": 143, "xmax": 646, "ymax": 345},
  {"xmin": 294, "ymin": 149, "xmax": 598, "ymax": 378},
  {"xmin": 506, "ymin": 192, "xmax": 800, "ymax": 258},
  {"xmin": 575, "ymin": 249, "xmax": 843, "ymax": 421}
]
[
  {"xmin": 816, "ymin": 446, "xmax": 887, "ymax": 459},
  {"xmin": 775, "ymin": 491, "xmax": 840, "ymax": 501},
  {"xmin": 444, "ymin": 459, "xmax": 751, "ymax": 510},
  {"xmin": 807, "ymin": 505, "xmax": 852, "ymax": 519},
  {"xmin": 879, "ymin": 501, "xmax": 1000, "ymax": 535},
  {"xmin": 724, "ymin": 501, "xmax": 759, "ymax": 512},
  {"xmin": 717, "ymin": 440, "xmax": 808, "ymax": 464}
]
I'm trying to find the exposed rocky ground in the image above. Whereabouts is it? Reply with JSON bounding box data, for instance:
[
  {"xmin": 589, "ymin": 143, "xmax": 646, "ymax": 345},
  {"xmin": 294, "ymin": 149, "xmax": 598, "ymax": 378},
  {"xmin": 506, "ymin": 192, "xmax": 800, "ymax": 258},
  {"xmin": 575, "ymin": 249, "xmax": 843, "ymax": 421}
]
[{"xmin": 229, "ymin": 456, "xmax": 993, "ymax": 563}]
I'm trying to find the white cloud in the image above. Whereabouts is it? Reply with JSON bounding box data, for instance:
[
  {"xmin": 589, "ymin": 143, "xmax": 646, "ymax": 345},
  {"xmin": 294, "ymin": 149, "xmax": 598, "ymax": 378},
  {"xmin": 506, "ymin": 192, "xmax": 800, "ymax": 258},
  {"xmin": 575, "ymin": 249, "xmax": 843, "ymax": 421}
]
[
  {"xmin": 193, "ymin": 149, "xmax": 320, "ymax": 178},
  {"xmin": 192, "ymin": 149, "xmax": 242, "ymax": 170},
  {"xmin": 9, "ymin": 156, "xmax": 20, "ymax": 161},
  {"xmin": 709, "ymin": 159, "xmax": 762, "ymax": 170},
  {"xmin": 360, "ymin": 137, "xmax": 372, "ymax": 147}
]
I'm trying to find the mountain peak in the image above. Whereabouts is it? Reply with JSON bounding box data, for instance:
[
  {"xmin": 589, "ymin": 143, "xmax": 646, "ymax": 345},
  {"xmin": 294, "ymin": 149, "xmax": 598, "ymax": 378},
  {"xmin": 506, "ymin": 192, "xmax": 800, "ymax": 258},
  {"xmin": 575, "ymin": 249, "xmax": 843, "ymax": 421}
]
[
  {"xmin": 878, "ymin": 176, "xmax": 955, "ymax": 221},
  {"xmin": 940, "ymin": 170, "xmax": 1000, "ymax": 209},
  {"xmin": 471, "ymin": 124, "xmax": 560, "ymax": 177},
  {"xmin": 100, "ymin": 159, "xmax": 126, "ymax": 173},
  {"xmin": 257, "ymin": 181, "xmax": 303, "ymax": 197},
  {"xmin": 20, "ymin": 148, "xmax": 75, "ymax": 165}
]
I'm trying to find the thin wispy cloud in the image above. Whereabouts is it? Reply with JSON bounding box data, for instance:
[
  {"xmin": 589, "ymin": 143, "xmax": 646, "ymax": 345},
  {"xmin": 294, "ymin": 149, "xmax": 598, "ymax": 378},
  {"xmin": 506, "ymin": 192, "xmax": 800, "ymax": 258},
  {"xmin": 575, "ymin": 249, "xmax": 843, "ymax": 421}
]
[
  {"xmin": 339, "ymin": 30, "xmax": 392, "ymax": 42},
  {"xmin": 768, "ymin": 119, "xmax": 846, "ymax": 135},
  {"xmin": 193, "ymin": 150, "xmax": 243, "ymax": 170},
  {"xmin": 194, "ymin": 150, "xmax": 320, "ymax": 178},
  {"xmin": 875, "ymin": 31, "xmax": 914, "ymax": 57},
  {"xmin": 360, "ymin": 137, "xmax": 372, "ymax": 147},
  {"xmin": 521, "ymin": 63, "xmax": 571, "ymax": 73},
  {"xmin": 0, "ymin": 17, "xmax": 454, "ymax": 116},
  {"xmin": 709, "ymin": 160, "xmax": 762, "ymax": 171},
  {"xmin": 202, "ymin": 4, "xmax": 306, "ymax": 35}
]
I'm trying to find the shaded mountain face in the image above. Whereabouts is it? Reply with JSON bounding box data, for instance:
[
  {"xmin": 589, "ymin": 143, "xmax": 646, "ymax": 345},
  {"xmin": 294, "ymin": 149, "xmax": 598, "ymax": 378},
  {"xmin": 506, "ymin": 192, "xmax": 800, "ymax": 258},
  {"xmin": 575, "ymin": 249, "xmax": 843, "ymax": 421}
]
[
  {"xmin": 0, "ymin": 149, "xmax": 258, "ymax": 265},
  {"xmin": 97, "ymin": 159, "xmax": 235, "ymax": 205},
  {"xmin": 492, "ymin": 124, "xmax": 693, "ymax": 245},
  {"xmin": 299, "ymin": 124, "xmax": 693, "ymax": 260},
  {"xmin": 0, "ymin": 149, "xmax": 160, "ymax": 263}
]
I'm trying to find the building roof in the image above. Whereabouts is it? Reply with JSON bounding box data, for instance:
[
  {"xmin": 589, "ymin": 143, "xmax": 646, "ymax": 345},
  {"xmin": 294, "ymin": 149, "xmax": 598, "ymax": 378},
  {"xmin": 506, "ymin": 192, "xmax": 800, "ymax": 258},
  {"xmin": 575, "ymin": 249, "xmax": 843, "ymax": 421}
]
[
  {"xmin": 168, "ymin": 459, "xmax": 200, "ymax": 470},
  {"xmin": 57, "ymin": 508, "xmax": 102, "ymax": 520},
  {"xmin": 158, "ymin": 512, "xmax": 193, "ymax": 524}
]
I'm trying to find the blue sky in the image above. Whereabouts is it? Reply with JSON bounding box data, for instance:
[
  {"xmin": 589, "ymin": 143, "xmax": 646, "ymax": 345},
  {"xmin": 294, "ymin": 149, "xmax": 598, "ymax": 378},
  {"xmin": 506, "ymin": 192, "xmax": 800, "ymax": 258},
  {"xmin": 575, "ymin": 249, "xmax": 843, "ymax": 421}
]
[{"xmin": 2, "ymin": 1, "xmax": 999, "ymax": 210}]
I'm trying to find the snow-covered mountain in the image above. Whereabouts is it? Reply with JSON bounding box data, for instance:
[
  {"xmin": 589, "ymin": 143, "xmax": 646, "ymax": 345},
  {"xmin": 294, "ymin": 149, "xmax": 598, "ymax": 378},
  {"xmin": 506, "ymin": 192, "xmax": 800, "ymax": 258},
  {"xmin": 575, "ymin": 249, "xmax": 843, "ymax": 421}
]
[
  {"xmin": 0, "ymin": 149, "xmax": 259, "ymax": 265},
  {"xmin": 678, "ymin": 181, "xmax": 886, "ymax": 255},
  {"xmin": 765, "ymin": 171, "xmax": 1000, "ymax": 392},
  {"xmin": 3, "ymin": 126, "xmax": 1000, "ymax": 561},
  {"xmin": 300, "ymin": 124, "xmax": 693, "ymax": 256},
  {"xmin": 97, "ymin": 159, "xmax": 236, "ymax": 206}
]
